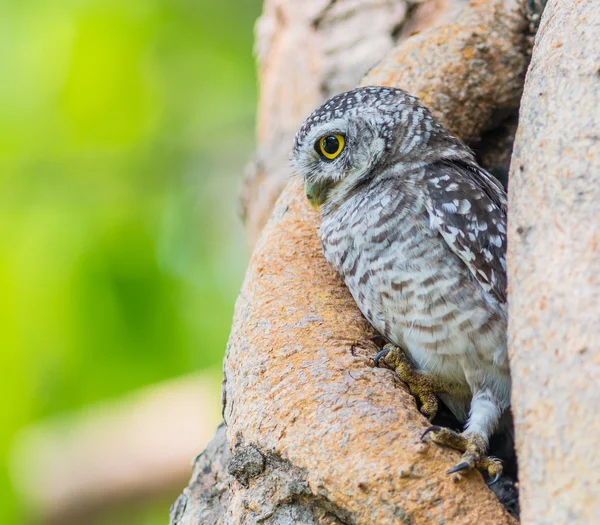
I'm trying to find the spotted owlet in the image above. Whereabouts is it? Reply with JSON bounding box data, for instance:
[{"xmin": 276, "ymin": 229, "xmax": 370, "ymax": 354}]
[{"xmin": 292, "ymin": 86, "xmax": 511, "ymax": 482}]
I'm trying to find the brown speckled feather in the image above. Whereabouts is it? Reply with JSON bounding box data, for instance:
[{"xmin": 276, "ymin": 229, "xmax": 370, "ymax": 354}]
[{"xmin": 424, "ymin": 161, "xmax": 507, "ymax": 304}]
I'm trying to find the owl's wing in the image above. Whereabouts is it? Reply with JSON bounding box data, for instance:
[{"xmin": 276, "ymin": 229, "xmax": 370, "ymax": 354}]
[{"xmin": 424, "ymin": 160, "xmax": 507, "ymax": 303}]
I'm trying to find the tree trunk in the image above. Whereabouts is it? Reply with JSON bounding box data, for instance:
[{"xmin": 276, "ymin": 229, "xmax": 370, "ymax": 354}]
[
  {"xmin": 169, "ymin": 0, "xmax": 541, "ymax": 522},
  {"xmin": 507, "ymin": 1, "xmax": 600, "ymax": 523}
]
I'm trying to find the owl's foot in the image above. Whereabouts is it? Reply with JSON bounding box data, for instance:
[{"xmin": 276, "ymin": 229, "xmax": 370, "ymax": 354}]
[
  {"xmin": 421, "ymin": 426, "xmax": 503, "ymax": 484},
  {"xmin": 375, "ymin": 344, "xmax": 439, "ymax": 420}
]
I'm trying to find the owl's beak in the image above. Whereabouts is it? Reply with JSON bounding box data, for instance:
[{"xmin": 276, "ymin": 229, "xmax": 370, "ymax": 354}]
[{"xmin": 305, "ymin": 181, "xmax": 327, "ymax": 211}]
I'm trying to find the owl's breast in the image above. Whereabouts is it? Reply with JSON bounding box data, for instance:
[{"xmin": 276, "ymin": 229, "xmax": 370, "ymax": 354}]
[{"xmin": 319, "ymin": 181, "xmax": 507, "ymax": 387}]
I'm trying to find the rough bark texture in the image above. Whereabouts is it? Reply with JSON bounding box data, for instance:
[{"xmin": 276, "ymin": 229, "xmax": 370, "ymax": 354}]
[
  {"xmin": 170, "ymin": 424, "xmax": 232, "ymax": 525},
  {"xmin": 242, "ymin": 0, "xmax": 465, "ymax": 247},
  {"xmin": 507, "ymin": 1, "xmax": 600, "ymax": 524}
]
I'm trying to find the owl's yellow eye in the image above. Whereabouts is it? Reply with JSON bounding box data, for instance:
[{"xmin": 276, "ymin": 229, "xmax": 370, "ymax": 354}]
[{"xmin": 317, "ymin": 134, "xmax": 345, "ymax": 160}]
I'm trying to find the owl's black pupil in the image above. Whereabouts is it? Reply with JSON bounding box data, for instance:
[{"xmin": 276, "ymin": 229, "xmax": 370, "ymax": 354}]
[{"xmin": 322, "ymin": 136, "xmax": 339, "ymax": 154}]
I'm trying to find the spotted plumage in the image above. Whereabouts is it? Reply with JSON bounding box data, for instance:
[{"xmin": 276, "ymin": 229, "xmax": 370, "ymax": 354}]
[{"xmin": 292, "ymin": 86, "xmax": 511, "ymax": 478}]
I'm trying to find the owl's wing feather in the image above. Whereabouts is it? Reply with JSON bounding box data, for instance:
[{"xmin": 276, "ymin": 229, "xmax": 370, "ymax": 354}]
[{"xmin": 424, "ymin": 160, "xmax": 507, "ymax": 303}]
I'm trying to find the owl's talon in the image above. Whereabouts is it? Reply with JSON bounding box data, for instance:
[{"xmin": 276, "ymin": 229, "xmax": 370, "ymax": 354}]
[
  {"xmin": 421, "ymin": 425, "xmax": 443, "ymax": 440},
  {"xmin": 479, "ymin": 455, "xmax": 504, "ymax": 483},
  {"xmin": 487, "ymin": 472, "xmax": 501, "ymax": 486},
  {"xmin": 447, "ymin": 462, "xmax": 470, "ymax": 474},
  {"xmin": 421, "ymin": 427, "xmax": 503, "ymax": 481},
  {"xmin": 373, "ymin": 347, "xmax": 391, "ymax": 367}
]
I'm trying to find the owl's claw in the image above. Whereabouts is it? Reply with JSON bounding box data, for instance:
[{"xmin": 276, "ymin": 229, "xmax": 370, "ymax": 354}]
[
  {"xmin": 373, "ymin": 347, "xmax": 391, "ymax": 367},
  {"xmin": 486, "ymin": 469, "xmax": 502, "ymax": 486},
  {"xmin": 421, "ymin": 426, "xmax": 503, "ymax": 482},
  {"xmin": 447, "ymin": 461, "xmax": 470, "ymax": 474},
  {"xmin": 421, "ymin": 425, "xmax": 443, "ymax": 440}
]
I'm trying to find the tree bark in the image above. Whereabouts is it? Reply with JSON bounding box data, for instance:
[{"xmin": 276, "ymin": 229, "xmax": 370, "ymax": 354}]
[
  {"xmin": 170, "ymin": 424, "xmax": 232, "ymax": 525},
  {"xmin": 507, "ymin": 1, "xmax": 600, "ymax": 523},
  {"xmin": 169, "ymin": 0, "xmax": 540, "ymax": 522}
]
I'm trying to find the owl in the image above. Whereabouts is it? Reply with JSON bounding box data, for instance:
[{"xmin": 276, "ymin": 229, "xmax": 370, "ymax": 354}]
[{"xmin": 292, "ymin": 86, "xmax": 511, "ymax": 482}]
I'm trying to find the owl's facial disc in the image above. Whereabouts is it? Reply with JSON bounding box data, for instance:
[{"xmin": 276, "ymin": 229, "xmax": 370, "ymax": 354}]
[{"xmin": 292, "ymin": 100, "xmax": 388, "ymax": 212}]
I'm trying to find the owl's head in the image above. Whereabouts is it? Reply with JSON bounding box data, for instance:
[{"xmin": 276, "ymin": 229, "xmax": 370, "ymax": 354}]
[{"xmin": 292, "ymin": 86, "xmax": 467, "ymax": 211}]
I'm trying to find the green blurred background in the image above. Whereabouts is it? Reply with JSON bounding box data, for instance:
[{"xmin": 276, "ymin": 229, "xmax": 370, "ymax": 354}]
[{"xmin": 0, "ymin": 0, "xmax": 261, "ymax": 522}]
